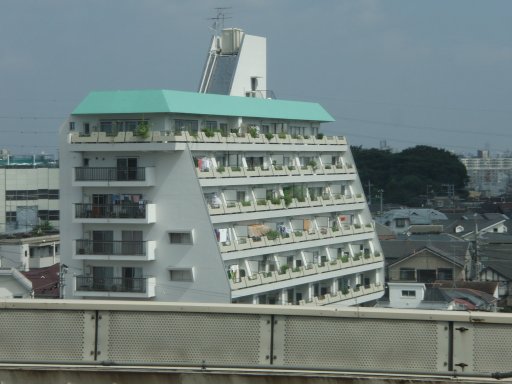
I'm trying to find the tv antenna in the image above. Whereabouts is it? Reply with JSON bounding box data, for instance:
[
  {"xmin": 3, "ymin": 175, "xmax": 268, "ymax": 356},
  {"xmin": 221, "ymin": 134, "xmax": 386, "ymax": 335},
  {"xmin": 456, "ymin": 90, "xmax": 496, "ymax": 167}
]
[{"xmin": 207, "ymin": 7, "xmax": 233, "ymax": 35}]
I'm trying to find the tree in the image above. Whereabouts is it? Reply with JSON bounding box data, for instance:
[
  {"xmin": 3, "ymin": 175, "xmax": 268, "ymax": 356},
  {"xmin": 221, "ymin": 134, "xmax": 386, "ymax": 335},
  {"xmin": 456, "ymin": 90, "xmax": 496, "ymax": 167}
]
[{"xmin": 352, "ymin": 145, "xmax": 468, "ymax": 206}]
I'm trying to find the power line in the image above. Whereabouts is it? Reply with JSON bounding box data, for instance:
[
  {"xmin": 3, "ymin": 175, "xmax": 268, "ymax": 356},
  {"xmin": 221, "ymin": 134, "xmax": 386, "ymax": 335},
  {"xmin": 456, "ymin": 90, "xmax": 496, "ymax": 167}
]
[
  {"xmin": 333, "ymin": 114, "xmax": 512, "ymax": 139},
  {"xmin": 0, "ymin": 116, "xmax": 65, "ymax": 120}
]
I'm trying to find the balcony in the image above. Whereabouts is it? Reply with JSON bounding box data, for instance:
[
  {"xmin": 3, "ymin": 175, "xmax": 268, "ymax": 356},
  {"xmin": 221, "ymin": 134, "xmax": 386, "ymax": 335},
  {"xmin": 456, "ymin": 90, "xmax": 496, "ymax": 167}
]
[
  {"xmin": 196, "ymin": 163, "xmax": 355, "ymax": 181},
  {"xmin": 228, "ymin": 255, "xmax": 379, "ymax": 292},
  {"xmin": 73, "ymin": 239, "xmax": 156, "ymax": 261},
  {"xmin": 70, "ymin": 131, "xmax": 348, "ymax": 147},
  {"xmin": 298, "ymin": 283, "xmax": 384, "ymax": 306},
  {"xmin": 73, "ymin": 203, "xmax": 156, "ymax": 224},
  {"xmin": 220, "ymin": 224, "xmax": 374, "ymax": 255},
  {"xmin": 73, "ymin": 167, "xmax": 155, "ymax": 187},
  {"xmin": 74, "ymin": 276, "xmax": 156, "ymax": 298}
]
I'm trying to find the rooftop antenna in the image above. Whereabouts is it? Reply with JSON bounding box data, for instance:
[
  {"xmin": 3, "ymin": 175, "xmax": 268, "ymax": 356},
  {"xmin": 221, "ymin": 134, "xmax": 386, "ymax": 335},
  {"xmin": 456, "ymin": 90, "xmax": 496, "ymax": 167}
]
[{"xmin": 207, "ymin": 7, "xmax": 233, "ymax": 36}]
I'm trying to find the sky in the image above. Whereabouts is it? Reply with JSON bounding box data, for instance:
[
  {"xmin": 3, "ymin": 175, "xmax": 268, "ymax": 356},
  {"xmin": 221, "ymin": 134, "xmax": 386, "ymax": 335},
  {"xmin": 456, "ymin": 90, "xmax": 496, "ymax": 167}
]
[{"xmin": 1, "ymin": 0, "xmax": 511, "ymax": 158}]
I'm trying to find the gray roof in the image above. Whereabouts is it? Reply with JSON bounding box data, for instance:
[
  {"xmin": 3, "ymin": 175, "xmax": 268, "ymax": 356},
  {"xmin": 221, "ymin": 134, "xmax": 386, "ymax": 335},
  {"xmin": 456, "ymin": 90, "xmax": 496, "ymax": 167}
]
[
  {"xmin": 381, "ymin": 237, "xmax": 469, "ymax": 265},
  {"xmin": 481, "ymin": 260, "xmax": 512, "ymax": 281},
  {"xmin": 379, "ymin": 208, "xmax": 448, "ymax": 225},
  {"xmin": 443, "ymin": 213, "xmax": 509, "ymax": 237}
]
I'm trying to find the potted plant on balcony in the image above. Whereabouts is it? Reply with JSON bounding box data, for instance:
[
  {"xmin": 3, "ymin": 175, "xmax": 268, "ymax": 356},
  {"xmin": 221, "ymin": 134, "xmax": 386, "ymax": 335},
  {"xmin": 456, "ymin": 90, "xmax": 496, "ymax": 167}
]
[
  {"xmin": 265, "ymin": 230, "xmax": 279, "ymax": 241},
  {"xmin": 135, "ymin": 121, "xmax": 151, "ymax": 139}
]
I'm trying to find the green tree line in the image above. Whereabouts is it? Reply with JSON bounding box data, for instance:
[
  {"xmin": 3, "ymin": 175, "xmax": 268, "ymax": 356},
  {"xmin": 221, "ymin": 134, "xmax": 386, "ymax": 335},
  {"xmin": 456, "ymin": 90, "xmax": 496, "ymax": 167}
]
[{"xmin": 351, "ymin": 145, "xmax": 468, "ymax": 206}]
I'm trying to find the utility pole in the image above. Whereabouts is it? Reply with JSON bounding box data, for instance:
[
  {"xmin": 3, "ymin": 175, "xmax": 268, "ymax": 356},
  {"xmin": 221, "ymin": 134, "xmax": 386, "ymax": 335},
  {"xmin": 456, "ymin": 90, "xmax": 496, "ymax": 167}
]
[
  {"xmin": 471, "ymin": 219, "xmax": 481, "ymax": 281},
  {"xmin": 367, "ymin": 181, "xmax": 373, "ymax": 206},
  {"xmin": 59, "ymin": 264, "xmax": 68, "ymax": 299},
  {"xmin": 378, "ymin": 189, "xmax": 384, "ymax": 215},
  {"xmin": 442, "ymin": 183, "xmax": 455, "ymax": 208}
]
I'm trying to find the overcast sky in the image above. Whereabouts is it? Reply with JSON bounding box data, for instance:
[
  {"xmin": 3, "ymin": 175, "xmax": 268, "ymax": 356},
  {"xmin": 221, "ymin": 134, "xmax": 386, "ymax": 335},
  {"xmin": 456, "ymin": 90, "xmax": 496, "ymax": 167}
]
[{"xmin": 1, "ymin": 0, "xmax": 511, "ymax": 157}]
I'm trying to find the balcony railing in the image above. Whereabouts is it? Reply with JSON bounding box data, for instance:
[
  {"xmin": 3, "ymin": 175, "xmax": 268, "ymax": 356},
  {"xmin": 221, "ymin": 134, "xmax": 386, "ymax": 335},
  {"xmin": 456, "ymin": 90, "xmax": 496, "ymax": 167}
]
[
  {"xmin": 229, "ymin": 256, "xmax": 381, "ymax": 291},
  {"xmin": 71, "ymin": 131, "xmax": 348, "ymax": 146},
  {"xmin": 75, "ymin": 239, "xmax": 145, "ymax": 256},
  {"xmin": 207, "ymin": 195, "xmax": 364, "ymax": 216},
  {"xmin": 75, "ymin": 167, "xmax": 146, "ymax": 181},
  {"xmin": 75, "ymin": 203, "xmax": 146, "ymax": 219},
  {"xmin": 220, "ymin": 225, "xmax": 374, "ymax": 254},
  {"xmin": 75, "ymin": 276, "xmax": 148, "ymax": 293},
  {"xmin": 196, "ymin": 164, "xmax": 352, "ymax": 180}
]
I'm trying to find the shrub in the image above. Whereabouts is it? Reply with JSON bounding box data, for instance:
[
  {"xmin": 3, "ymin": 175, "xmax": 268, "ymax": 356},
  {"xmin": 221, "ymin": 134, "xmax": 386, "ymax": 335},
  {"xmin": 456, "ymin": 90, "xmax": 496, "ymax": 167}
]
[
  {"xmin": 316, "ymin": 133, "xmax": 324, "ymax": 140},
  {"xmin": 270, "ymin": 197, "xmax": 282, "ymax": 205},
  {"xmin": 256, "ymin": 199, "xmax": 267, "ymax": 206},
  {"xmin": 278, "ymin": 132, "xmax": 287, "ymax": 139},
  {"xmin": 265, "ymin": 132, "xmax": 274, "ymax": 140},
  {"xmin": 216, "ymin": 165, "xmax": 225, "ymax": 173},
  {"xmin": 202, "ymin": 128, "xmax": 215, "ymax": 138},
  {"xmin": 266, "ymin": 230, "xmax": 279, "ymax": 240},
  {"xmin": 248, "ymin": 127, "xmax": 258, "ymax": 138},
  {"xmin": 135, "ymin": 121, "xmax": 151, "ymax": 138}
]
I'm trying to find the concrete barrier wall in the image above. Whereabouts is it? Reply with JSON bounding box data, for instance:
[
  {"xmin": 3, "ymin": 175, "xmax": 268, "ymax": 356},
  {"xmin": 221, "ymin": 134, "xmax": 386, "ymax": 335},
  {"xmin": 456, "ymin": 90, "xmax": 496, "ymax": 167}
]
[{"xmin": 1, "ymin": 300, "xmax": 512, "ymax": 377}]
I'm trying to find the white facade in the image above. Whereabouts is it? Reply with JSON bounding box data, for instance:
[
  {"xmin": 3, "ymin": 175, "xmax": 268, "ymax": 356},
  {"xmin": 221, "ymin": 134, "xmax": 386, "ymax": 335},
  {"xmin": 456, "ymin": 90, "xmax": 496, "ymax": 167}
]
[
  {"xmin": 59, "ymin": 91, "xmax": 385, "ymax": 306},
  {"xmin": 461, "ymin": 154, "xmax": 512, "ymax": 197},
  {"xmin": 0, "ymin": 166, "xmax": 59, "ymax": 233},
  {"xmin": 0, "ymin": 234, "xmax": 60, "ymax": 271},
  {"xmin": 387, "ymin": 282, "xmax": 426, "ymax": 308},
  {"xmin": 0, "ymin": 268, "xmax": 33, "ymax": 298},
  {"xmin": 199, "ymin": 28, "xmax": 268, "ymax": 98}
]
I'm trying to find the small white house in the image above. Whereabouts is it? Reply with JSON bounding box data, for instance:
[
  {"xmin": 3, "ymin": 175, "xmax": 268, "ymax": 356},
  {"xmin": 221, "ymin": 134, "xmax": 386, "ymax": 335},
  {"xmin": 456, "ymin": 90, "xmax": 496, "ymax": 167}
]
[
  {"xmin": 387, "ymin": 282, "xmax": 426, "ymax": 308},
  {"xmin": 0, "ymin": 268, "xmax": 33, "ymax": 298}
]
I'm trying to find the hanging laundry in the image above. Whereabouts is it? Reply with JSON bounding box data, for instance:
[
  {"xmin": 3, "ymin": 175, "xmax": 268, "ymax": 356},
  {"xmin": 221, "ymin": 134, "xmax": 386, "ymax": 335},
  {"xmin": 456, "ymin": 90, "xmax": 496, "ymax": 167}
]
[{"xmin": 219, "ymin": 228, "xmax": 228, "ymax": 243}]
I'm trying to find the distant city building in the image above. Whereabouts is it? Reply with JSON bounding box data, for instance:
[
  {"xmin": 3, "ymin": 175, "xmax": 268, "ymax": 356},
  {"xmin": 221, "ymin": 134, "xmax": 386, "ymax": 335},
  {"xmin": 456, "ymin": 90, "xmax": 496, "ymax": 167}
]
[
  {"xmin": 0, "ymin": 233, "xmax": 60, "ymax": 272},
  {"xmin": 461, "ymin": 150, "xmax": 512, "ymax": 197},
  {"xmin": 0, "ymin": 150, "xmax": 59, "ymax": 233}
]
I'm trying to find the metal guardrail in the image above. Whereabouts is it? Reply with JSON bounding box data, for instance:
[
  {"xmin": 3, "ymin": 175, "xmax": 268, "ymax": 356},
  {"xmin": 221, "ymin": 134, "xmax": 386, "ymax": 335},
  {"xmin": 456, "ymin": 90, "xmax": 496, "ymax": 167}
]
[
  {"xmin": 75, "ymin": 167, "xmax": 146, "ymax": 181},
  {"xmin": 74, "ymin": 203, "xmax": 146, "ymax": 219},
  {"xmin": 0, "ymin": 300, "xmax": 512, "ymax": 379}
]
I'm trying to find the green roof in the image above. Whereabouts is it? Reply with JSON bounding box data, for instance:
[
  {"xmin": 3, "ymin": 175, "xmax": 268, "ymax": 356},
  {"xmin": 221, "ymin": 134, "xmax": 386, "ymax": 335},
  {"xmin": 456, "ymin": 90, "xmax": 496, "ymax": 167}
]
[{"xmin": 72, "ymin": 89, "xmax": 334, "ymax": 122}]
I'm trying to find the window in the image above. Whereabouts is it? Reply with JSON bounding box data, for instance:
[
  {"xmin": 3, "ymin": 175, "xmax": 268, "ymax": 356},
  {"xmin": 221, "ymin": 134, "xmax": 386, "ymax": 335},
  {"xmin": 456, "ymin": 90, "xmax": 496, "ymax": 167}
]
[
  {"xmin": 203, "ymin": 121, "xmax": 217, "ymax": 130},
  {"xmin": 175, "ymin": 119, "xmax": 198, "ymax": 132},
  {"xmin": 169, "ymin": 268, "xmax": 194, "ymax": 282},
  {"xmin": 395, "ymin": 218, "xmax": 406, "ymax": 228},
  {"xmin": 38, "ymin": 210, "xmax": 59, "ymax": 221},
  {"xmin": 402, "ymin": 290, "xmax": 416, "ymax": 297},
  {"xmin": 6, "ymin": 211, "xmax": 16, "ymax": 223},
  {"xmin": 399, "ymin": 268, "xmax": 416, "ymax": 281},
  {"xmin": 84, "ymin": 123, "xmax": 90, "ymax": 135},
  {"xmin": 168, "ymin": 231, "xmax": 194, "ymax": 244},
  {"xmin": 438, "ymin": 268, "xmax": 454, "ymax": 280},
  {"xmin": 37, "ymin": 189, "xmax": 59, "ymax": 199},
  {"xmin": 69, "ymin": 121, "xmax": 75, "ymax": 131},
  {"xmin": 6, "ymin": 190, "xmax": 38, "ymax": 201}
]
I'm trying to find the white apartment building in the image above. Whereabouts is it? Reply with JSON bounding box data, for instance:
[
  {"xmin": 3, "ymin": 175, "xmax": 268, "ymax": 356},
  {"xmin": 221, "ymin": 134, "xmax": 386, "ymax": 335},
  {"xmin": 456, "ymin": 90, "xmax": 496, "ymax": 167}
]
[
  {"xmin": 461, "ymin": 150, "xmax": 512, "ymax": 197},
  {"xmin": 59, "ymin": 90, "xmax": 384, "ymax": 305},
  {"xmin": 58, "ymin": 28, "xmax": 384, "ymax": 305}
]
